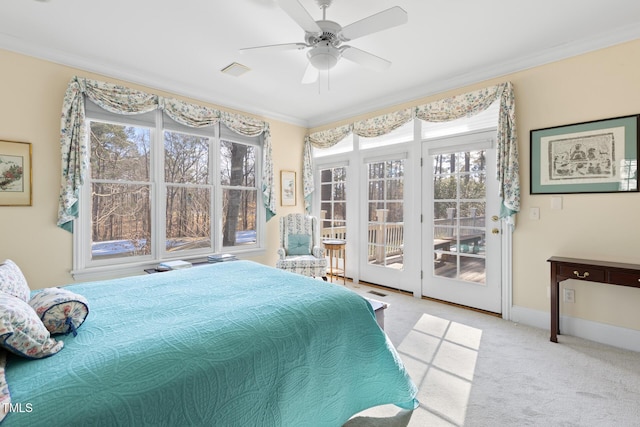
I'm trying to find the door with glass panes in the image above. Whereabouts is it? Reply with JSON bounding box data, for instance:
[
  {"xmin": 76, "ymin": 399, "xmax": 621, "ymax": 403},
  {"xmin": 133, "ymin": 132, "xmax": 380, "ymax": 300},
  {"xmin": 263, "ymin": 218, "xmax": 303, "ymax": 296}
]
[
  {"xmin": 318, "ymin": 165, "xmax": 347, "ymax": 278},
  {"xmin": 422, "ymin": 131, "xmax": 502, "ymax": 313},
  {"xmin": 359, "ymin": 153, "xmax": 413, "ymax": 292}
]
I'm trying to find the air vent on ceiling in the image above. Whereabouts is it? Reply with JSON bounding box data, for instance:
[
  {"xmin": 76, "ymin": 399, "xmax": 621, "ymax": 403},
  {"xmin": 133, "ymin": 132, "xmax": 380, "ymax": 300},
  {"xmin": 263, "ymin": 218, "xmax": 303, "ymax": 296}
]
[{"xmin": 221, "ymin": 62, "xmax": 251, "ymax": 77}]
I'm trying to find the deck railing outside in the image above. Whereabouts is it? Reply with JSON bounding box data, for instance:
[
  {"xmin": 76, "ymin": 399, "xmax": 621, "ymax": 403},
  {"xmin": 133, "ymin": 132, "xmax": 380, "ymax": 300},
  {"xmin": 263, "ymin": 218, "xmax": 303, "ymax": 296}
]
[{"xmin": 320, "ymin": 214, "xmax": 485, "ymax": 263}]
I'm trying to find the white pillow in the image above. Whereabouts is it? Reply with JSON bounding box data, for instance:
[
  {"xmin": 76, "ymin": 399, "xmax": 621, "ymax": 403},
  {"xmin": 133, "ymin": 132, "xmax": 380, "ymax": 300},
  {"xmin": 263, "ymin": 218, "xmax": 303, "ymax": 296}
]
[
  {"xmin": 29, "ymin": 287, "xmax": 89, "ymax": 336},
  {"xmin": 0, "ymin": 350, "xmax": 9, "ymax": 423},
  {"xmin": 0, "ymin": 293, "xmax": 64, "ymax": 359},
  {"xmin": 0, "ymin": 259, "xmax": 30, "ymax": 302}
]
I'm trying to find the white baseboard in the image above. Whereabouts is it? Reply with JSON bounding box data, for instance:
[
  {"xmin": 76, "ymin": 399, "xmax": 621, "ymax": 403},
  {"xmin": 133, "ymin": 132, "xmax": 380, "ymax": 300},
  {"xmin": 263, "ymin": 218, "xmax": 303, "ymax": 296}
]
[{"xmin": 511, "ymin": 305, "xmax": 640, "ymax": 353}]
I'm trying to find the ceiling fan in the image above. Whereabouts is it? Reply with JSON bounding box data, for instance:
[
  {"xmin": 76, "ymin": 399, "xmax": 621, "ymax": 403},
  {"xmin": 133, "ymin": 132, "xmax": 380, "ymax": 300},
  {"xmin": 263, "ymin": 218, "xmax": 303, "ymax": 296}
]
[{"xmin": 240, "ymin": 0, "xmax": 408, "ymax": 84}]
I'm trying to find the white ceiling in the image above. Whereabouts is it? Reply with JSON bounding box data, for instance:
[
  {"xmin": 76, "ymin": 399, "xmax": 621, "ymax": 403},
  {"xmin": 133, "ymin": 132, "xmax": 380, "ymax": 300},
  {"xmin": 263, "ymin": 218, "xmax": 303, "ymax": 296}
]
[{"xmin": 2, "ymin": 0, "xmax": 640, "ymax": 128}]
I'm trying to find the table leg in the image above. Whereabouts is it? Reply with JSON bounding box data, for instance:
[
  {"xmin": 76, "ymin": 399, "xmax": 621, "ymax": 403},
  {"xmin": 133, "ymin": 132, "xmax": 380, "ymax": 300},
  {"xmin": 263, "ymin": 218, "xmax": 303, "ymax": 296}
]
[
  {"xmin": 342, "ymin": 249, "xmax": 346, "ymax": 285},
  {"xmin": 550, "ymin": 263, "xmax": 559, "ymax": 342},
  {"xmin": 329, "ymin": 249, "xmax": 334, "ymax": 283}
]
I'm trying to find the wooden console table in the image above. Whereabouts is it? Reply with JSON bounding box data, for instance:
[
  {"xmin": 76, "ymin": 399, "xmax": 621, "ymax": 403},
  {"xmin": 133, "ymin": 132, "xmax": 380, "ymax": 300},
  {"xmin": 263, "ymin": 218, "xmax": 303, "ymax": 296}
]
[{"xmin": 547, "ymin": 256, "xmax": 640, "ymax": 343}]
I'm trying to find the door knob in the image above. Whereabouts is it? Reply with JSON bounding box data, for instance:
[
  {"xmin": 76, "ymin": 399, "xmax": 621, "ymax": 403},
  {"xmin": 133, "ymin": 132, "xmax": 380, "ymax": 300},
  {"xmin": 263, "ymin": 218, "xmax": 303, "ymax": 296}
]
[{"xmin": 492, "ymin": 228, "xmax": 500, "ymax": 234}]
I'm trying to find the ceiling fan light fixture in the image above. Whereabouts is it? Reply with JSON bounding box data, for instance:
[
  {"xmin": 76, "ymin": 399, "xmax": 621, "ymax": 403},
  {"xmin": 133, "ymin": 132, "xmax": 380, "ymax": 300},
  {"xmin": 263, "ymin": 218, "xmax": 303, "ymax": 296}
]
[{"xmin": 307, "ymin": 44, "xmax": 341, "ymax": 70}]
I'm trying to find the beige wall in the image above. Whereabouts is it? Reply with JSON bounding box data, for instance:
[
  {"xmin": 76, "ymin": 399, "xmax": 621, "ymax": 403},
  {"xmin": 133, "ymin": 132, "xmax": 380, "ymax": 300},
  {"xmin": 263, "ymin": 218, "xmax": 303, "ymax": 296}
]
[
  {"xmin": 311, "ymin": 39, "xmax": 640, "ymax": 332},
  {"xmin": 2, "ymin": 39, "xmax": 640, "ymax": 333},
  {"xmin": 0, "ymin": 48, "xmax": 306, "ymax": 289}
]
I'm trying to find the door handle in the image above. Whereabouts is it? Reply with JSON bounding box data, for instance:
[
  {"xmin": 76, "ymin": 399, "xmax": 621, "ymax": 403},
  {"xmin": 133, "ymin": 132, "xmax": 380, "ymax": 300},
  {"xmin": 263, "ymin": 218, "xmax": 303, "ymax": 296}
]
[{"xmin": 491, "ymin": 228, "xmax": 500, "ymax": 235}]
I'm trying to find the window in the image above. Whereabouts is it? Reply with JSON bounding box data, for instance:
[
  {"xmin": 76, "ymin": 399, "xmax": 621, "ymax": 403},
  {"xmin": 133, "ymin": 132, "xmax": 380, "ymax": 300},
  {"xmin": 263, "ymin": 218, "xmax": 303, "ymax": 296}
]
[
  {"xmin": 360, "ymin": 121, "xmax": 413, "ymax": 150},
  {"xmin": 319, "ymin": 166, "xmax": 347, "ymax": 240},
  {"xmin": 313, "ymin": 134, "xmax": 353, "ymax": 157},
  {"xmin": 78, "ymin": 101, "xmax": 263, "ymax": 274}
]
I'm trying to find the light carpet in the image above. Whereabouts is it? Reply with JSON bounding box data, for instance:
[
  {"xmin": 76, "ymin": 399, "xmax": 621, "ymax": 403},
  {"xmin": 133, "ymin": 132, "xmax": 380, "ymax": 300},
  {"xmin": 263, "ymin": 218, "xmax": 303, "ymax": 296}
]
[{"xmin": 343, "ymin": 282, "xmax": 640, "ymax": 427}]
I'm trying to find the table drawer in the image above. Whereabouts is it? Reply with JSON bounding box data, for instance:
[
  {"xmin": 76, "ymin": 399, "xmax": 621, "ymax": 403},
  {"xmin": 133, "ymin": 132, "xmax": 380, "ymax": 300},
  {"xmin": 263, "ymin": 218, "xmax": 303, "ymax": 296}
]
[
  {"xmin": 609, "ymin": 271, "xmax": 640, "ymax": 288},
  {"xmin": 558, "ymin": 264, "xmax": 605, "ymax": 282}
]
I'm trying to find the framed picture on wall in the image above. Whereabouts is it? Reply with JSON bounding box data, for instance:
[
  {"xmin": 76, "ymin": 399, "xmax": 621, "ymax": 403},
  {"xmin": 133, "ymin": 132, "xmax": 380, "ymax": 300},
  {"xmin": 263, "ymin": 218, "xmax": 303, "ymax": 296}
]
[
  {"xmin": 530, "ymin": 114, "xmax": 639, "ymax": 194},
  {"xmin": 0, "ymin": 140, "xmax": 32, "ymax": 206},
  {"xmin": 280, "ymin": 170, "xmax": 296, "ymax": 206}
]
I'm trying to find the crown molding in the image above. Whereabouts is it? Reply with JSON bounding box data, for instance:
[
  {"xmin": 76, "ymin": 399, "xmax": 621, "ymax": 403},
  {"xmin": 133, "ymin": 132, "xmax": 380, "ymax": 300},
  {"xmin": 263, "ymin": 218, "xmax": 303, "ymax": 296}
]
[
  {"xmin": 2, "ymin": 24, "xmax": 639, "ymax": 130},
  {"xmin": 0, "ymin": 34, "xmax": 308, "ymax": 128},
  {"xmin": 306, "ymin": 25, "xmax": 640, "ymax": 128}
]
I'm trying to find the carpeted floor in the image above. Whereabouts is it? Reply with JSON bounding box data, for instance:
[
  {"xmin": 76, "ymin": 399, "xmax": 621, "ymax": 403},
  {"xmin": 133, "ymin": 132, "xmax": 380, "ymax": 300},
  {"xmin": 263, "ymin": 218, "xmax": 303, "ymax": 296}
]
[{"xmin": 343, "ymin": 281, "xmax": 640, "ymax": 427}]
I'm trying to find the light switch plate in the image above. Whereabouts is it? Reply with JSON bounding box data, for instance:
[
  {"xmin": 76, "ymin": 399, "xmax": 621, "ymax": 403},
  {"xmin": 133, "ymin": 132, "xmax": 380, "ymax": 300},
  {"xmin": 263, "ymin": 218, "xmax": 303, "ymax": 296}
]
[{"xmin": 529, "ymin": 207, "xmax": 540, "ymax": 220}]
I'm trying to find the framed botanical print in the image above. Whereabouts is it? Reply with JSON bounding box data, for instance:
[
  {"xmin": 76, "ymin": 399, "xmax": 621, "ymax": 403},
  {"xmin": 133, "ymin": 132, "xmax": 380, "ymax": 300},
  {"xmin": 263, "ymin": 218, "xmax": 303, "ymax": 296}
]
[
  {"xmin": 280, "ymin": 170, "xmax": 296, "ymax": 206},
  {"xmin": 0, "ymin": 140, "xmax": 32, "ymax": 206}
]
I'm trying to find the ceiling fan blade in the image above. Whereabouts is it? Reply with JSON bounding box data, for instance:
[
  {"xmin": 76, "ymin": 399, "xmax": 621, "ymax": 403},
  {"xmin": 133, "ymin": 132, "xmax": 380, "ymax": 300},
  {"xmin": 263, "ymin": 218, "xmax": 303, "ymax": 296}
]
[
  {"xmin": 301, "ymin": 62, "xmax": 319, "ymax": 84},
  {"xmin": 340, "ymin": 6, "xmax": 408, "ymax": 41},
  {"xmin": 277, "ymin": 0, "xmax": 322, "ymax": 34},
  {"xmin": 341, "ymin": 46, "xmax": 391, "ymax": 71},
  {"xmin": 240, "ymin": 42, "xmax": 307, "ymax": 53}
]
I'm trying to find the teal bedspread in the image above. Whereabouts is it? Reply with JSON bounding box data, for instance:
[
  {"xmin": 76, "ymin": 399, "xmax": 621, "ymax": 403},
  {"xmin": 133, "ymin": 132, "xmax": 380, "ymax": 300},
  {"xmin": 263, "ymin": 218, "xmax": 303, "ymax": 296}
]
[{"xmin": 4, "ymin": 261, "xmax": 417, "ymax": 426}]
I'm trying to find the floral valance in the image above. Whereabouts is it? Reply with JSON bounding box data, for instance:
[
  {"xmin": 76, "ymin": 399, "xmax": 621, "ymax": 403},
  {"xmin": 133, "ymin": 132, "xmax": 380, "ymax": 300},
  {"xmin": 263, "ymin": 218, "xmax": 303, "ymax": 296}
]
[
  {"xmin": 303, "ymin": 82, "xmax": 520, "ymax": 222},
  {"xmin": 57, "ymin": 76, "xmax": 276, "ymax": 232}
]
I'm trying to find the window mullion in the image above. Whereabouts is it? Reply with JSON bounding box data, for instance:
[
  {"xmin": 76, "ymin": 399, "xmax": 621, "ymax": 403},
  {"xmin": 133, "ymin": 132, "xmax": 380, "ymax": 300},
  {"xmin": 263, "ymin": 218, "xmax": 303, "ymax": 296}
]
[
  {"xmin": 154, "ymin": 110, "xmax": 165, "ymax": 259},
  {"xmin": 212, "ymin": 125, "xmax": 220, "ymax": 252}
]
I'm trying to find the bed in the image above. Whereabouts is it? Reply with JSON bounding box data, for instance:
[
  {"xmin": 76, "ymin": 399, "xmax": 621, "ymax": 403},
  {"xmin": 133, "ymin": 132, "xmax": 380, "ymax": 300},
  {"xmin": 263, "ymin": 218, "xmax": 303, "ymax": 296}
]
[{"xmin": 2, "ymin": 260, "xmax": 418, "ymax": 426}]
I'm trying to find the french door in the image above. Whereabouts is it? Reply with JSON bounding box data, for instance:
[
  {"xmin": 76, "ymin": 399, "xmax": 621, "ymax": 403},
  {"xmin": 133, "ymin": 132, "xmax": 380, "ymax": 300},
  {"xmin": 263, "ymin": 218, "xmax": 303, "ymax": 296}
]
[
  {"xmin": 421, "ymin": 131, "xmax": 502, "ymax": 313},
  {"xmin": 359, "ymin": 151, "xmax": 414, "ymax": 292}
]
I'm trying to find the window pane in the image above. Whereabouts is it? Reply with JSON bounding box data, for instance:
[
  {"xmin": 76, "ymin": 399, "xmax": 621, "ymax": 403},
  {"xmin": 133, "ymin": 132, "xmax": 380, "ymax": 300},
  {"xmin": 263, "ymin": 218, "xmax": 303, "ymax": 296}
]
[
  {"xmin": 164, "ymin": 131, "xmax": 209, "ymax": 184},
  {"xmin": 334, "ymin": 182, "xmax": 346, "ymax": 200},
  {"xmin": 334, "ymin": 202, "xmax": 346, "ymax": 220},
  {"xmin": 360, "ymin": 121, "xmax": 413, "ymax": 150},
  {"xmin": 91, "ymin": 183, "xmax": 151, "ymax": 260},
  {"xmin": 222, "ymin": 188, "xmax": 257, "ymax": 247},
  {"xmin": 333, "ymin": 166, "xmax": 346, "ymax": 182},
  {"xmin": 220, "ymin": 140, "xmax": 256, "ymax": 187},
  {"xmin": 90, "ymin": 122, "xmax": 150, "ymax": 181},
  {"xmin": 313, "ymin": 134, "xmax": 353, "ymax": 158},
  {"xmin": 368, "ymin": 180, "xmax": 384, "ymax": 201},
  {"xmin": 386, "ymin": 160, "xmax": 404, "ymax": 178},
  {"xmin": 165, "ymin": 186, "xmax": 211, "ymax": 252},
  {"xmin": 433, "ymin": 174, "xmax": 456, "ymax": 200},
  {"xmin": 386, "ymin": 179, "xmax": 403, "ymax": 200}
]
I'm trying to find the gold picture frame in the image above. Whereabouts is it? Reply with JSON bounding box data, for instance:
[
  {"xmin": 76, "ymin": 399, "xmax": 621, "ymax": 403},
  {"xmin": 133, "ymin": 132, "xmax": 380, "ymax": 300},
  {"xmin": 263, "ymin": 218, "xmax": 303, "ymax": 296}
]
[
  {"xmin": 0, "ymin": 140, "xmax": 32, "ymax": 206},
  {"xmin": 280, "ymin": 170, "xmax": 296, "ymax": 206}
]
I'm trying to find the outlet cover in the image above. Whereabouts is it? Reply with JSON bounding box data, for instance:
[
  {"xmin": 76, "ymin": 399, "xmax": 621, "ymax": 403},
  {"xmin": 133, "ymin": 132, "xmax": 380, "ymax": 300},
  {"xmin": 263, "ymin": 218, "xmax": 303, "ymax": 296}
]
[{"xmin": 563, "ymin": 288, "xmax": 575, "ymax": 303}]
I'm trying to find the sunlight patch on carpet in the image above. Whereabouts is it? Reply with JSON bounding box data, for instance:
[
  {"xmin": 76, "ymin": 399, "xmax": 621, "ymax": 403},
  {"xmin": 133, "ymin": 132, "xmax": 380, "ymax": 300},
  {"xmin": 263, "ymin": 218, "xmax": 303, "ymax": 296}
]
[{"xmin": 397, "ymin": 313, "xmax": 482, "ymax": 426}]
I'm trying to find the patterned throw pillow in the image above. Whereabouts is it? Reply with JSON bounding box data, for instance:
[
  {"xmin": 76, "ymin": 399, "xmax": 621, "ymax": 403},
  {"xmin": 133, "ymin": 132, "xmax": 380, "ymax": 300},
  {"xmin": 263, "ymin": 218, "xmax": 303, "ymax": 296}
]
[
  {"xmin": 0, "ymin": 260, "xmax": 30, "ymax": 302},
  {"xmin": 0, "ymin": 350, "xmax": 9, "ymax": 423},
  {"xmin": 0, "ymin": 293, "xmax": 64, "ymax": 359},
  {"xmin": 287, "ymin": 234, "xmax": 311, "ymax": 255},
  {"xmin": 29, "ymin": 288, "xmax": 89, "ymax": 336}
]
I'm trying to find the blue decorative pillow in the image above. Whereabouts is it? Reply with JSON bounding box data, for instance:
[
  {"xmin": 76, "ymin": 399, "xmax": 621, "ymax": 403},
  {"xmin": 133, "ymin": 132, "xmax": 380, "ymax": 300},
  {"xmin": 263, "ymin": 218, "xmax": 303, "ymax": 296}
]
[{"xmin": 287, "ymin": 234, "xmax": 311, "ymax": 255}]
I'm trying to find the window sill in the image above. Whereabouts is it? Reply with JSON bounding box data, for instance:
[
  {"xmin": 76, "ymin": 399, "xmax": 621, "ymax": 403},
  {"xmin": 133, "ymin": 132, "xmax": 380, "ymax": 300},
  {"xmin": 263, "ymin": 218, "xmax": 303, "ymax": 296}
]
[{"xmin": 72, "ymin": 248, "xmax": 265, "ymax": 282}]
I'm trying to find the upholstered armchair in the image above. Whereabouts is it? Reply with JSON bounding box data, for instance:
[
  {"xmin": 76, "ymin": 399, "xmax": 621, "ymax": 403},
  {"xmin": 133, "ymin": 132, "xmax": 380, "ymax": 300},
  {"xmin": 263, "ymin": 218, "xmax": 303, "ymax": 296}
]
[{"xmin": 276, "ymin": 213, "xmax": 327, "ymax": 280}]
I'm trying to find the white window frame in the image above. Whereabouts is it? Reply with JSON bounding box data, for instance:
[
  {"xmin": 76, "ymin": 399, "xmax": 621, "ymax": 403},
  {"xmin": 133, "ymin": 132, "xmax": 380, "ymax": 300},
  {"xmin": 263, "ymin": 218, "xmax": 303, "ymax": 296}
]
[{"xmin": 72, "ymin": 103, "xmax": 265, "ymax": 281}]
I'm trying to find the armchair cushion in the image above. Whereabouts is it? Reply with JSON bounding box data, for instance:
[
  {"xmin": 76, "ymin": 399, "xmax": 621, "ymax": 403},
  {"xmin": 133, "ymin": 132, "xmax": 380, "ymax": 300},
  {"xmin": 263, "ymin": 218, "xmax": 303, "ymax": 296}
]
[{"xmin": 287, "ymin": 234, "xmax": 311, "ymax": 255}]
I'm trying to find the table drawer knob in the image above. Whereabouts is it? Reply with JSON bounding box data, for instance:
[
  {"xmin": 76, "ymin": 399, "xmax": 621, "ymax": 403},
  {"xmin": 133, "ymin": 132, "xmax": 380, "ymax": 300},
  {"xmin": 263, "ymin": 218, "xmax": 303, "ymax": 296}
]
[{"xmin": 573, "ymin": 270, "xmax": 590, "ymax": 279}]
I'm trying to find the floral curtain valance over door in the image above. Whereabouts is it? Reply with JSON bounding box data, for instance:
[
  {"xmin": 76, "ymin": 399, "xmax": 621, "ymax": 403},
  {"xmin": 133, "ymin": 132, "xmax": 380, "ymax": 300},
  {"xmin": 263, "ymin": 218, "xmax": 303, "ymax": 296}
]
[
  {"xmin": 57, "ymin": 76, "xmax": 276, "ymax": 232},
  {"xmin": 303, "ymin": 82, "xmax": 520, "ymax": 223}
]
